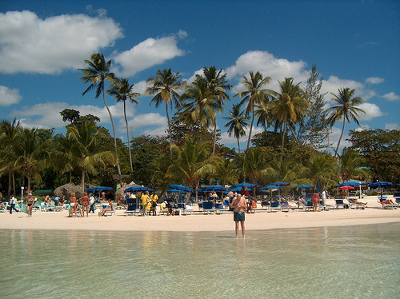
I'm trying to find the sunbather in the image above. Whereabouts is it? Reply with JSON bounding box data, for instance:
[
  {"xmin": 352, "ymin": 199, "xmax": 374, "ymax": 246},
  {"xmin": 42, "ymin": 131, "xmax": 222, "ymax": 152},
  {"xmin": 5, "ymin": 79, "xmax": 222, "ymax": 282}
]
[
  {"xmin": 79, "ymin": 192, "xmax": 90, "ymax": 217},
  {"xmin": 69, "ymin": 193, "xmax": 77, "ymax": 217},
  {"xmin": 100, "ymin": 198, "xmax": 114, "ymax": 216},
  {"xmin": 348, "ymin": 198, "xmax": 367, "ymax": 206}
]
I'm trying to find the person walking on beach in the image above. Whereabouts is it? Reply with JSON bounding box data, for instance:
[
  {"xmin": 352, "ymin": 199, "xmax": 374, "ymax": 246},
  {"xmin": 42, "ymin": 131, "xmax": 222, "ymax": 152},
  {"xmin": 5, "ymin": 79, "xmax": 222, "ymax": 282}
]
[
  {"xmin": 231, "ymin": 193, "xmax": 247, "ymax": 238},
  {"xmin": 69, "ymin": 193, "xmax": 77, "ymax": 217},
  {"xmin": 9, "ymin": 194, "xmax": 19, "ymax": 214},
  {"xmin": 321, "ymin": 189, "xmax": 327, "ymax": 210}
]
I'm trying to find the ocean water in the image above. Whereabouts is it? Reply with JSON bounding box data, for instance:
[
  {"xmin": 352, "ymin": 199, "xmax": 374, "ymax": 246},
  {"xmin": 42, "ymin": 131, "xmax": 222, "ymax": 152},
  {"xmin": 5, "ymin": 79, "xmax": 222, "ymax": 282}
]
[{"xmin": 1, "ymin": 223, "xmax": 399, "ymax": 299}]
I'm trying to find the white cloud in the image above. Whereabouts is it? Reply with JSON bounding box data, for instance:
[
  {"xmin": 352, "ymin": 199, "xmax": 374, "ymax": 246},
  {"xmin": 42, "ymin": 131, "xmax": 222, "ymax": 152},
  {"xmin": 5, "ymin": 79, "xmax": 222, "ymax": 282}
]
[
  {"xmin": 382, "ymin": 92, "xmax": 400, "ymax": 101},
  {"xmin": 321, "ymin": 76, "xmax": 365, "ymax": 99},
  {"xmin": 225, "ymin": 51, "xmax": 308, "ymax": 93},
  {"xmin": 128, "ymin": 113, "xmax": 167, "ymax": 128},
  {"xmin": 113, "ymin": 32, "xmax": 187, "ymax": 77},
  {"xmin": 357, "ymin": 103, "xmax": 383, "ymax": 121},
  {"xmin": 365, "ymin": 77, "xmax": 384, "ymax": 84},
  {"xmin": 0, "ymin": 85, "xmax": 22, "ymax": 106},
  {"xmin": 0, "ymin": 10, "xmax": 123, "ymax": 74},
  {"xmin": 385, "ymin": 123, "xmax": 400, "ymax": 130}
]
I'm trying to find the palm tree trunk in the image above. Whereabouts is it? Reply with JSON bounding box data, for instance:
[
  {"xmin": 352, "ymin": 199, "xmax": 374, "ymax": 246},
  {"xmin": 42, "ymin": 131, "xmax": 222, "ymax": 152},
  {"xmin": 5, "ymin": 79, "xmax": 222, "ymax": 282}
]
[
  {"xmin": 166, "ymin": 104, "xmax": 172, "ymax": 158},
  {"xmin": 334, "ymin": 118, "xmax": 346, "ymax": 158},
  {"xmin": 247, "ymin": 108, "xmax": 255, "ymax": 151},
  {"xmin": 281, "ymin": 119, "xmax": 287, "ymax": 160},
  {"xmin": 212, "ymin": 121, "xmax": 217, "ymax": 156},
  {"xmin": 237, "ymin": 137, "xmax": 241, "ymax": 154},
  {"xmin": 102, "ymin": 86, "xmax": 122, "ymax": 185},
  {"xmin": 81, "ymin": 169, "xmax": 86, "ymax": 192},
  {"xmin": 124, "ymin": 101, "xmax": 133, "ymax": 173},
  {"xmin": 8, "ymin": 172, "xmax": 12, "ymax": 197}
]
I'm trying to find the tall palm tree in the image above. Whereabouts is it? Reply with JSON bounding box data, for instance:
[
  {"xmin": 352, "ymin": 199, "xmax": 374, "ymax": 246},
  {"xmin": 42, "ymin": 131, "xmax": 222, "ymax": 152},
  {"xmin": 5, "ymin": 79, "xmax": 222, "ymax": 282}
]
[
  {"xmin": 339, "ymin": 147, "xmax": 369, "ymax": 182},
  {"xmin": 67, "ymin": 121, "xmax": 114, "ymax": 191},
  {"xmin": 108, "ymin": 77, "xmax": 140, "ymax": 173},
  {"xmin": 146, "ymin": 68, "xmax": 183, "ymax": 157},
  {"xmin": 234, "ymin": 71, "xmax": 271, "ymax": 151},
  {"xmin": 179, "ymin": 77, "xmax": 216, "ymax": 137},
  {"xmin": 0, "ymin": 118, "xmax": 21, "ymax": 196},
  {"xmin": 78, "ymin": 53, "xmax": 122, "ymax": 184},
  {"xmin": 270, "ymin": 78, "xmax": 309, "ymax": 160},
  {"xmin": 200, "ymin": 66, "xmax": 231, "ymax": 155},
  {"xmin": 223, "ymin": 104, "xmax": 249, "ymax": 153},
  {"xmin": 326, "ymin": 87, "xmax": 365, "ymax": 158}
]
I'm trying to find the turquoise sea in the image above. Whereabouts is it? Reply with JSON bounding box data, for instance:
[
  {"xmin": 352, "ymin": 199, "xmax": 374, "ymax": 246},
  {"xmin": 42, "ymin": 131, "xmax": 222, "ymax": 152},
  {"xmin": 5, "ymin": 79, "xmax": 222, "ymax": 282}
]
[{"xmin": 1, "ymin": 223, "xmax": 399, "ymax": 298}]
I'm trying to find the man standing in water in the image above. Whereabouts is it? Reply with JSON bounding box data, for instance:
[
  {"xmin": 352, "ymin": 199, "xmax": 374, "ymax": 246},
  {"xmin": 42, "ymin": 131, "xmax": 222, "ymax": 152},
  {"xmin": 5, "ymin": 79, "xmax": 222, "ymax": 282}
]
[{"xmin": 231, "ymin": 193, "xmax": 246, "ymax": 238}]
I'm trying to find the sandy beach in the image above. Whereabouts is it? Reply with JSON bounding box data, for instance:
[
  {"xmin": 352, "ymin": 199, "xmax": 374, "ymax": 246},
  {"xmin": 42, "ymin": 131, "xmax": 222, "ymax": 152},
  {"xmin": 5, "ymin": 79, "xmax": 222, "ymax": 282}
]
[{"xmin": 1, "ymin": 196, "xmax": 399, "ymax": 232}]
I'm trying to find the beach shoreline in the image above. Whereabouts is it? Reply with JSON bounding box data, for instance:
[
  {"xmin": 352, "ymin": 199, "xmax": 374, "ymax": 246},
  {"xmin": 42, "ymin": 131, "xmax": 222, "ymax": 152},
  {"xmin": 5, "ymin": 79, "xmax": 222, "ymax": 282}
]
[{"xmin": 1, "ymin": 196, "xmax": 399, "ymax": 232}]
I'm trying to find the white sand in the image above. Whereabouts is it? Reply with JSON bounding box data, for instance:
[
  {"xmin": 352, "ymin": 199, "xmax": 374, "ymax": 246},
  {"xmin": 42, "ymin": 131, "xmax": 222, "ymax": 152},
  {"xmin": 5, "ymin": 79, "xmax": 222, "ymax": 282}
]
[{"xmin": 1, "ymin": 196, "xmax": 399, "ymax": 232}]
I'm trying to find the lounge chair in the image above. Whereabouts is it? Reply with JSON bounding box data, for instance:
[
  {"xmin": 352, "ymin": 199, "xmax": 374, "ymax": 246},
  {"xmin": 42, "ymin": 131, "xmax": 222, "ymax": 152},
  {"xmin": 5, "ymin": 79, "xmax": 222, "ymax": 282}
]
[
  {"xmin": 335, "ymin": 199, "xmax": 349, "ymax": 209},
  {"xmin": 300, "ymin": 200, "xmax": 314, "ymax": 211},
  {"xmin": 393, "ymin": 193, "xmax": 400, "ymax": 205},
  {"xmin": 269, "ymin": 201, "xmax": 281, "ymax": 212},
  {"xmin": 125, "ymin": 202, "xmax": 138, "ymax": 216},
  {"xmin": 347, "ymin": 198, "xmax": 367, "ymax": 209},
  {"xmin": 202, "ymin": 201, "xmax": 217, "ymax": 214},
  {"xmin": 280, "ymin": 201, "xmax": 295, "ymax": 212},
  {"xmin": 378, "ymin": 196, "xmax": 398, "ymax": 209}
]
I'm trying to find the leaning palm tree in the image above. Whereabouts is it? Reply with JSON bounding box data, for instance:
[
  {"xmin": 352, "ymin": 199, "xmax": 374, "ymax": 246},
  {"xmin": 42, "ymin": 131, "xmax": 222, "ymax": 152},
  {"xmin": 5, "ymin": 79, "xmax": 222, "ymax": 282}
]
[
  {"xmin": 78, "ymin": 53, "xmax": 122, "ymax": 184},
  {"xmin": 108, "ymin": 77, "xmax": 140, "ymax": 173},
  {"xmin": 234, "ymin": 71, "xmax": 271, "ymax": 151},
  {"xmin": 270, "ymin": 78, "xmax": 309, "ymax": 160},
  {"xmin": 326, "ymin": 87, "xmax": 365, "ymax": 158},
  {"xmin": 200, "ymin": 66, "xmax": 231, "ymax": 155},
  {"xmin": 146, "ymin": 68, "xmax": 183, "ymax": 157},
  {"xmin": 223, "ymin": 104, "xmax": 249, "ymax": 153}
]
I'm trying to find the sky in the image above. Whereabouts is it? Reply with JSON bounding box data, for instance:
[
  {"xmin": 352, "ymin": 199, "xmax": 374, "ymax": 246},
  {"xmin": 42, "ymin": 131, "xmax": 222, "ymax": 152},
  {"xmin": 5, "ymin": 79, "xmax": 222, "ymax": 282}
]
[{"xmin": 1, "ymin": 0, "xmax": 399, "ymax": 153}]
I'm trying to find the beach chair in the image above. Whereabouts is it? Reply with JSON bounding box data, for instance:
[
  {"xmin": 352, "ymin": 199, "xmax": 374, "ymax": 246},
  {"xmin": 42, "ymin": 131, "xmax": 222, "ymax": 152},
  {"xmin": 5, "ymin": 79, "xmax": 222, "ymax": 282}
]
[
  {"xmin": 393, "ymin": 193, "xmax": 400, "ymax": 205},
  {"xmin": 378, "ymin": 197, "xmax": 398, "ymax": 209},
  {"xmin": 300, "ymin": 200, "xmax": 314, "ymax": 211},
  {"xmin": 335, "ymin": 199, "xmax": 348, "ymax": 209},
  {"xmin": 125, "ymin": 202, "xmax": 138, "ymax": 216},
  {"xmin": 280, "ymin": 201, "xmax": 295, "ymax": 212},
  {"xmin": 202, "ymin": 201, "xmax": 216, "ymax": 214},
  {"xmin": 269, "ymin": 201, "xmax": 281, "ymax": 212},
  {"xmin": 347, "ymin": 198, "xmax": 366, "ymax": 209}
]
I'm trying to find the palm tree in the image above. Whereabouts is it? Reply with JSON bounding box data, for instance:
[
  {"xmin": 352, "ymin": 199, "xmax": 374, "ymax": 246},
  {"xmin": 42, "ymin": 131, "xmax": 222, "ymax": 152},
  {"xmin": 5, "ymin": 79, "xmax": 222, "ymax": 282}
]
[
  {"xmin": 223, "ymin": 104, "xmax": 249, "ymax": 153},
  {"xmin": 166, "ymin": 135, "xmax": 223, "ymax": 201},
  {"xmin": 270, "ymin": 78, "xmax": 309, "ymax": 160},
  {"xmin": 200, "ymin": 66, "xmax": 231, "ymax": 155},
  {"xmin": 0, "ymin": 118, "xmax": 21, "ymax": 196},
  {"xmin": 326, "ymin": 87, "xmax": 365, "ymax": 157},
  {"xmin": 146, "ymin": 69, "xmax": 184, "ymax": 157},
  {"xmin": 234, "ymin": 71, "xmax": 271, "ymax": 151},
  {"xmin": 67, "ymin": 121, "xmax": 115, "ymax": 191},
  {"xmin": 78, "ymin": 53, "xmax": 122, "ymax": 184},
  {"xmin": 179, "ymin": 77, "xmax": 216, "ymax": 137},
  {"xmin": 108, "ymin": 77, "xmax": 140, "ymax": 173},
  {"xmin": 339, "ymin": 147, "xmax": 369, "ymax": 182}
]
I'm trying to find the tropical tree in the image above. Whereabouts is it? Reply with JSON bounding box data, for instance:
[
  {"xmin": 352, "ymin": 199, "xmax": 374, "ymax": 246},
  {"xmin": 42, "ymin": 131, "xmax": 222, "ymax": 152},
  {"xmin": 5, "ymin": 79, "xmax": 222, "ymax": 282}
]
[
  {"xmin": 326, "ymin": 87, "xmax": 365, "ymax": 158},
  {"xmin": 305, "ymin": 152, "xmax": 340, "ymax": 188},
  {"xmin": 200, "ymin": 66, "xmax": 231, "ymax": 155},
  {"xmin": 223, "ymin": 104, "xmax": 249, "ymax": 153},
  {"xmin": 108, "ymin": 77, "xmax": 140, "ymax": 173},
  {"xmin": 67, "ymin": 121, "xmax": 114, "ymax": 191},
  {"xmin": 270, "ymin": 77, "xmax": 309, "ymax": 160},
  {"xmin": 339, "ymin": 147, "xmax": 369, "ymax": 182},
  {"xmin": 166, "ymin": 135, "xmax": 222, "ymax": 200},
  {"xmin": 146, "ymin": 68, "xmax": 184, "ymax": 157},
  {"xmin": 0, "ymin": 118, "xmax": 21, "ymax": 196},
  {"xmin": 179, "ymin": 77, "xmax": 216, "ymax": 138},
  {"xmin": 234, "ymin": 71, "xmax": 271, "ymax": 151},
  {"xmin": 78, "ymin": 53, "xmax": 122, "ymax": 184}
]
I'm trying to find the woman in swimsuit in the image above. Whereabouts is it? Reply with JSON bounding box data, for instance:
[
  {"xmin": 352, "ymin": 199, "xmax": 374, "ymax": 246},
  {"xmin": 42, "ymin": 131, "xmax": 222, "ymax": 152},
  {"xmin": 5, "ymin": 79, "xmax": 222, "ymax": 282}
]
[
  {"xmin": 79, "ymin": 192, "xmax": 90, "ymax": 217},
  {"xmin": 69, "ymin": 193, "xmax": 77, "ymax": 217},
  {"xmin": 27, "ymin": 193, "xmax": 34, "ymax": 217}
]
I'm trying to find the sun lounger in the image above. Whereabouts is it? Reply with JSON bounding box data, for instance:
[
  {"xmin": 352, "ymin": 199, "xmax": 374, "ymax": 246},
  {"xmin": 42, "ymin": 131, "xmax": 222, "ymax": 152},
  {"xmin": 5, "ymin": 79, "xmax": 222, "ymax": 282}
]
[
  {"xmin": 202, "ymin": 201, "xmax": 217, "ymax": 214},
  {"xmin": 335, "ymin": 199, "xmax": 349, "ymax": 209},
  {"xmin": 280, "ymin": 201, "xmax": 295, "ymax": 212},
  {"xmin": 300, "ymin": 200, "xmax": 314, "ymax": 211},
  {"xmin": 269, "ymin": 201, "xmax": 281, "ymax": 212},
  {"xmin": 378, "ymin": 197, "xmax": 398, "ymax": 209},
  {"xmin": 347, "ymin": 198, "xmax": 367, "ymax": 209},
  {"xmin": 125, "ymin": 203, "xmax": 138, "ymax": 216}
]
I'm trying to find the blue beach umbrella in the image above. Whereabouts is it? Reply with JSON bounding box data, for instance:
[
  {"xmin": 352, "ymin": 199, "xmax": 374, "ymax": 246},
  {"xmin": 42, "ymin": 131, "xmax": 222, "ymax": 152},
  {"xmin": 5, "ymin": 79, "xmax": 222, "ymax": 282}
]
[
  {"xmin": 125, "ymin": 186, "xmax": 153, "ymax": 193},
  {"xmin": 167, "ymin": 184, "xmax": 193, "ymax": 193},
  {"xmin": 86, "ymin": 186, "xmax": 113, "ymax": 192},
  {"xmin": 369, "ymin": 181, "xmax": 393, "ymax": 197},
  {"xmin": 230, "ymin": 183, "xmax": 256, "ymax": 189}
]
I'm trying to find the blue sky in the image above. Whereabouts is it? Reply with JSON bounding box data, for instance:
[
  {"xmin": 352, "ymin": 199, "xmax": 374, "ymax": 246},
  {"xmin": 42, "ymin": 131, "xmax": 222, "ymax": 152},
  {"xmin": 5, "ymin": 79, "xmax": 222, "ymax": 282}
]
[{"xmin": 1, "ymin": 0, "xmax": 399, "ymax": 153}]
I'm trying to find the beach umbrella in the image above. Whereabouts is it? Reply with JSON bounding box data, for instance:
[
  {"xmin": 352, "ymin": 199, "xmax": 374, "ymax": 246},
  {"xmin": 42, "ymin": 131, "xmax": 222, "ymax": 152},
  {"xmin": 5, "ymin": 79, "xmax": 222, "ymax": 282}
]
[
  {"xmin": 230, "ymin": 183, "xmax": 256, "ymax": 189},
  {"xmin": 167, "ymin": 184, "xmax": 193, "ymax": 193},
  {"xmin": 86, "ymin": 186, "xmax": 112, "ymax": 192},
  {"xmin": 339, "ymin": 186, "xmax": 355, "ymax": 190},
  {"xmin": 125, "ymin": 186, "xmax": 153, "ymax": 193},
  {"xmin": 369, "ymin": 181, "xmax": 393, "ymax": 197},
  {"xmin": 262, "ymin": 185, "xmax": 281, "ymax": 198},
  {"xmin": 292, "ymin": 184, "xmax": 314, "ymax": 195},
  {"xmin": 270, "ymin": 182, "xmax": 290, "ymax": 197},
  {"xmin": 199, "ymin": 185, "xmax": 227, "ymax": 192}
]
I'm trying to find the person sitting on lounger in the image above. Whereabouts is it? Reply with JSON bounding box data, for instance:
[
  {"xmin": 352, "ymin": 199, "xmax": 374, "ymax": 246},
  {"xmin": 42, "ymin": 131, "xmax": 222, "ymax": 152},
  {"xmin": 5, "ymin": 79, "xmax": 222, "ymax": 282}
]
[
  {"xmin": 348, "ymin": 198, "xmax": 367, "ymax": 206},
  {"xmin": 380, "ymin": 198, "xmax": 395, "ymax": 205},
  {"xmin": 100, "ymin": 198, "xmax": 114, "ymax": 216}
]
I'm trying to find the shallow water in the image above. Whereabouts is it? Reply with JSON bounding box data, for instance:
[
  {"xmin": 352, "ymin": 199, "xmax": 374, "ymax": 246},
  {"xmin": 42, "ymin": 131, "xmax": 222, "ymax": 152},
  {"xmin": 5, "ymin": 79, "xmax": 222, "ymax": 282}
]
[{"xmin": 1, "ymin": 223, "xmax": 399, "ymax": 298}]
